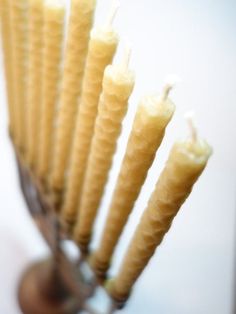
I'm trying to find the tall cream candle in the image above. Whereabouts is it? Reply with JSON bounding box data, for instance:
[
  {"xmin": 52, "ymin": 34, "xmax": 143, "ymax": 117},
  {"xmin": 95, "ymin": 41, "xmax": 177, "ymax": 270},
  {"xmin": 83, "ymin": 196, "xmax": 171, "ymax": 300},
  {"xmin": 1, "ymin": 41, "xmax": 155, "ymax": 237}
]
[
  {"xmin": 109, "ymin": 116, "xmax": 212, "ymax": 300},
  {"xmin": 61, "ymin": 4, "xmax": 119, "ymax": 225},
  {"xmin": 0, "ymin": 0, "xmax": 15, "ymax": 135},
  {"xmin": 37, "ymin": 0, "xmax": 65, "ymax": 181},
  {"xmin": 50, "ymin": 0, "xmax": 96, "ymax": 192},
  {"xmin": 26, "ymin": 0, "xmax": 44, "ymax": 167},
  {"xmin": 10, "ymin": 0, "xmax": 29, "ymax": 150},
  {"xmin": 73, "ymin": 49, "xmax": 135, "ymax": 252},
  {"xmin": 92, "ymin": 82, "xmax": 176, "ymax": 275}
]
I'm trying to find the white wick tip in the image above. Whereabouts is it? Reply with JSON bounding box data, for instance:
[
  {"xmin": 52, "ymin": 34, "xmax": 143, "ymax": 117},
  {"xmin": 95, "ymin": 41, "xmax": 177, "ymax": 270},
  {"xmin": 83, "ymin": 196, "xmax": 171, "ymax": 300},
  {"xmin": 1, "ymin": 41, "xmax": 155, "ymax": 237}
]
[
  {"xmin": 106, "ymin": 0, "xmax": 120, "ymax": 27},
  {"xmin": 184, "ymin": 111, "xmax": 198, "ymax": 142},
  {"xmin": 161, "ymin": 74, "xmax": 181, "ymax": 100},
  {"xmin": 120, "ymin": 42, "xmax": 132, "ymax": 71},
  {"xmin": 164, "ymin": 74, "xmax": 181, "ymax": 88}
]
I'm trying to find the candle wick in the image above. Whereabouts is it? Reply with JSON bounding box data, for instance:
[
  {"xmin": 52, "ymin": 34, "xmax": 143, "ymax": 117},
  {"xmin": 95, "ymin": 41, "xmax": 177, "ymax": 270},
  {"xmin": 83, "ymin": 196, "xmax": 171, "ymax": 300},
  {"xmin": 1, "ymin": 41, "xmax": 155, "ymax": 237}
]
[
  {"xmin": 161, "ymin": 84, "xmax": 173, "ymax": 101},
  {"xmin": 160, "ymin": 74, "xmax": 180, "ymax": 101},
  {"xmin": 185, "ymin": 112, "xmax": 198, "ymax": 142},
  {"xmin": 105, "ymin": 0, "xmax": 120, "ymax": 28},
  {"xmin": 120, "ymin": 44, "xmax": 132, "ymax": 72}
]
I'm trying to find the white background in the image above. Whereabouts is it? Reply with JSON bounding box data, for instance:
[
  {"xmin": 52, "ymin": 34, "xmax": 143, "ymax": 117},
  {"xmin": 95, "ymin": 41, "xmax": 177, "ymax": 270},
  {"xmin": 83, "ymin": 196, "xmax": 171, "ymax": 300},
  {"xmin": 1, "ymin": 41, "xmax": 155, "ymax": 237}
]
[{"xmin": 0, "ymin": 0, "xmax": 235, "ymax": 313}]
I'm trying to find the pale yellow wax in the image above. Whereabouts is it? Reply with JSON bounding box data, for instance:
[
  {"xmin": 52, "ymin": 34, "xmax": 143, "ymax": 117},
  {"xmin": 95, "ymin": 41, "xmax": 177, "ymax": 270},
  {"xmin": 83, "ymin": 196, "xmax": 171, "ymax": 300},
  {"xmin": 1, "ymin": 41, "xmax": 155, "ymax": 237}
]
[
  {"xmin": 92, "ymin": 87, "xmax": 175, "ymax": 275},
  {"xmin": 61, "ymin": 25, "xmax": 119, "ymax": 225},
  {"xmin": 9, "ymin": 0, "xmax": 29, "ymax": 150},
  {"xmin": 37, "ymin": 0, "xmax": 65, "ymax": 180},
  {"xmin": 109, "ymin": 126, "xmax": 212, "ymax": 300},
  {"xmin": 26, "ymin": 0, "xmax": 44, "ymax": 167},
  {"xmin": 50, "ymin": 0, "xmax": 96, "ymax": 192},
  {"xmin": 0, "ymin": 0, "xmax": 15, "ymax": 135},
  {"xmin": 73, "ymin": 55, "xmax": 135, "ymax": 252}
]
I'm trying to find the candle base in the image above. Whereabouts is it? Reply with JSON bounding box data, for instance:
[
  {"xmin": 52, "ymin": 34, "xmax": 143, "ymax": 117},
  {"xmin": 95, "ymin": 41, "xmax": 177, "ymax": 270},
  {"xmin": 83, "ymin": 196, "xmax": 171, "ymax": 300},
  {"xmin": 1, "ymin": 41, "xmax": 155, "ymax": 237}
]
[
  {"xmin": 106, "ymin": 280, "xmax": 130, "ymax": 310},
  {"xmin": 89, "ymin": 254, "xmax": 109, "ymax": 282},
  {"xmin": 18, "ymin": 259, "xmax": 81, "ymax": 314},
  {"xmin": 76, "ymin": 234, "xmax": 91, "ymax": 255}
]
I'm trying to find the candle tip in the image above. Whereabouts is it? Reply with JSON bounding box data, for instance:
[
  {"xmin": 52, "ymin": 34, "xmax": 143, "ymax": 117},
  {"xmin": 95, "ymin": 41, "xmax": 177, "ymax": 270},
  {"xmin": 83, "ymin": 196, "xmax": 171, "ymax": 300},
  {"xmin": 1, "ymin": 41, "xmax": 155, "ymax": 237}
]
[
  {"xmin": 185, "ymin": 111, "xmax": 198, "ymax": 142},
  {"xmin": 106, "ymin": 0, "xmax": 120, "ymax": 27},
  {"xmin": 161, "ymin": 74, "xmax": 181, "ymax": 100}
]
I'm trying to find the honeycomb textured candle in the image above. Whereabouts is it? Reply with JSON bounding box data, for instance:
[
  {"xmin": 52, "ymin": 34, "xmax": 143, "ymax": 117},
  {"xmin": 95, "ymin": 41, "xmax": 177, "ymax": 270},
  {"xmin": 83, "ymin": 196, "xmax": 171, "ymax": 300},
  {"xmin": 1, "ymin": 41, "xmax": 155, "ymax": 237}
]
[
  {"xmin": 50, "ymin": 0, "xmax": 96, "ymax": 191},
  {"xmin": 26, "ymin": 0, "xmax": 44, "ymax": 166},
  {"xmin": 110, "ymin": 137, "xmax": 212, "ymax": 299},
  {"xmin": 10, "ymin": 0, "xmax": 29, "ymax": 149},
  {"xmin": 74, "ymin": 64, "xmax": 135, "ymax": 250},
  {"xmin": 37, "ymin": 1, "xmax": 65, "ymax": 180},
  {"xmin": 61, "ymin": 27, "xmax": 118, "ymax": 224},
  {"xmin": 0, "ymin": 0, "xmax": 15, "ymax": 134},
  {"xmin": 93, "ymin": 92, "xmax": 175, "ymax": 274}
]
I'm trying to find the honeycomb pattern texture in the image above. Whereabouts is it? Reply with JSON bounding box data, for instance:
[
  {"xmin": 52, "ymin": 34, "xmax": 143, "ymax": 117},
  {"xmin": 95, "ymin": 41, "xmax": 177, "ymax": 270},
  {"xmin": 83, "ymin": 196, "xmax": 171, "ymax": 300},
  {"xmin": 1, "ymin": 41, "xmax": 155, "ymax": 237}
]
[
  {"xmin": 112, "ymin": 140, "xmax": 211, "ymax": 299},
  {"xmin": 93, "ymin": 95, "xmax": 175, "ymax": 273},
  {"xmin": 37, "ymin": 2, "xmax": 65, "ymax": 180},
  {"xmin": 62, "ymin": 28, "xmax": 118, "ymax": 224},
  {"xmin": 73, "ymin": 65, "xmax": 135, "ymax": 249},
  {"xmin": 0, "ymin": 0, "xmax": 15, "ymax": 134},
  {"xmin": 50, "ymin": 0, "xmax": 96, "ymax": 191},
  {"xmin": 26, "ymin": 0, "xmax": 44, "ymax": 166},
  {"xmin": 10, "ymin": 0, "xmax": 29, "ymax": 149}
]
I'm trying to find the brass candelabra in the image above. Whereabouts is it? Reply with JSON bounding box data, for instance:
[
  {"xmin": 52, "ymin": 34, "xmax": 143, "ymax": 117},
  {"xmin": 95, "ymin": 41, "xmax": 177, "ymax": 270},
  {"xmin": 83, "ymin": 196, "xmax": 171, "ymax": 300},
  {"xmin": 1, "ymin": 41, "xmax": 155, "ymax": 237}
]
[{"xmin": 15, "ymin": 148, "xmax": 127, "ymax": 314}]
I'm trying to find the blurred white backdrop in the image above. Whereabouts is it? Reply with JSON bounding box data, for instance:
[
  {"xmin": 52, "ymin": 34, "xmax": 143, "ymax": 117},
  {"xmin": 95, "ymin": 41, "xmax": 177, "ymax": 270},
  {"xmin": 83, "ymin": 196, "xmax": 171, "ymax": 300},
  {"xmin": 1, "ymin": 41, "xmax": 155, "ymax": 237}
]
[{"xmin": 0, "ymin": 0, "xmax": 235, "ymax": 313}]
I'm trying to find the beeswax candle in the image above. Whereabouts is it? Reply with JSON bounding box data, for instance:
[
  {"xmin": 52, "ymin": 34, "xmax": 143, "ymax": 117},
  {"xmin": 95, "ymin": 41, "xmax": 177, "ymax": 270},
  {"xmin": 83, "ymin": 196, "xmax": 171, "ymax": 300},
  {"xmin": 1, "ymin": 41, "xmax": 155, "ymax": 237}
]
[
  {"xmin": 26, "ymin": 0, "xmax": 44, "ymax": 167},
  {"xmin": 109, "ymin": 116, "xmax": 212, "ymax": 300},
  {"xmin": 50, "ymin": 0, "xmax": 96, "ymax": 192},
  {"xmin": 0, "ymin": 0, "xmax": 15, "ymax": 135},
  {"xmin": 37, "ymin": 0, "xmax": 65, "ymax": 180},
  {"xmin": 92, "ymin": 83, "xmax": 176, "ymax": 274},
  {"xmin": 61, "ymin": 3, "xmax": 119, "ymax": 225},
  {"xmin": 73, "ymin": 49, "xmax": 135, "ymax": 251},
  {"xmin": 10, "ymin": 0, "xmax": 29, "ymax": 150}
]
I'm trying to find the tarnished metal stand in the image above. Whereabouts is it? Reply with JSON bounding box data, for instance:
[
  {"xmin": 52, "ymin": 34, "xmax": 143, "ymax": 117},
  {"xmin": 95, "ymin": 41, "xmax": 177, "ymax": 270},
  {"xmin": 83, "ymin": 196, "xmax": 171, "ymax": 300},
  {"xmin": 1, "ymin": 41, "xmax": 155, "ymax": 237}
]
[{"xmin": 16, "ymin": 156, "xmax": 126, "ymax": 314}]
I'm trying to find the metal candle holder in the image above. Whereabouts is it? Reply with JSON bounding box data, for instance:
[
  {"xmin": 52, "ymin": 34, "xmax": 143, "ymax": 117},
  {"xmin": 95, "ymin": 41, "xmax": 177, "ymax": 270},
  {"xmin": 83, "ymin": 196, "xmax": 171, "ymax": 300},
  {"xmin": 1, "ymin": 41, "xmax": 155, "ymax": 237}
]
[{"xmin": 15, "ymin": 147, "xmax": 128, "ymax": 314}]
